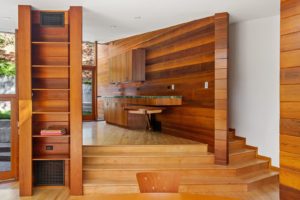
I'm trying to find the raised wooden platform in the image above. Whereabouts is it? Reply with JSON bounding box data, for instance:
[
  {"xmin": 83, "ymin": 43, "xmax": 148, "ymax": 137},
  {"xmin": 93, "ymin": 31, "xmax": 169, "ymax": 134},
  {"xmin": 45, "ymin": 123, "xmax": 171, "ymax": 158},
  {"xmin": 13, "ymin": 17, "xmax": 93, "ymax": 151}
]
[
  {"xmin": 83, "ymin": 121, "xmax": 200, "ymax": 145},
  {"xmin": 82, "ymin": 128, "xmax": 278, "ymax": 194}
]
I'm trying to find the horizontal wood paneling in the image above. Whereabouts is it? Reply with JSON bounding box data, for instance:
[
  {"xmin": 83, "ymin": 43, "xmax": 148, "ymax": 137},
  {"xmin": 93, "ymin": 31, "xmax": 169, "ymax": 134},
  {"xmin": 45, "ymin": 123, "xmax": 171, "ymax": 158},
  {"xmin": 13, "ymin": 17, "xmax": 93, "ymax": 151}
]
[
  {"xmin": 280, "ymin": 0, "xmax": 300, "ymax": 198},
  {"xmin": 97, "ymin": 16, "xmax": 220, "ymax": 150}
]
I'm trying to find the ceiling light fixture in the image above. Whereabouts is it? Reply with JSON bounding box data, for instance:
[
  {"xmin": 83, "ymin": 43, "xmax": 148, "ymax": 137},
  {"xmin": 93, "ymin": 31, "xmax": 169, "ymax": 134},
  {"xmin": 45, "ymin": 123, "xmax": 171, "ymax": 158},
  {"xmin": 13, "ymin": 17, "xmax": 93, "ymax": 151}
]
[
  {"xmin": 110, "ymin": 25, "xmax": 117, "ymax": 28},
  {"xmin": 134, "ymin": 16, "xmax": 142, "ymax": 20},
  {"xmin": 1, "ymin": 17, "xmax": 11, "ymax": 20}
]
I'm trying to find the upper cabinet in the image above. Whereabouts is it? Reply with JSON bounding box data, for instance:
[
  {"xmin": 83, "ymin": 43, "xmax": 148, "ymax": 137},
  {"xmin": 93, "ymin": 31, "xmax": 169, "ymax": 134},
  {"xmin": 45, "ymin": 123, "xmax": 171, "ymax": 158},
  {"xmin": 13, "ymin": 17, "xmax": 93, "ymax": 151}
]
[{"xmin": 109, "ymin": 49, "xmax": 145, "ymax": 84}]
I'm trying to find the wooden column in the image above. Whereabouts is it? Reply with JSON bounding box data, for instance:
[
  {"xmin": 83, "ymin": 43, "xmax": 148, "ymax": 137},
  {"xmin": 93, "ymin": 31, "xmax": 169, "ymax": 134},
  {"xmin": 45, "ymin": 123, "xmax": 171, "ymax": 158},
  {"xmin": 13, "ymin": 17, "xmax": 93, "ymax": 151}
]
[
  {"xmin": 214, "ymin": 13, "xmax": 229, "ymax": 165},
  {"xmin": 280, "ymin": 0, "xmax": 300, "ymax": 199},
  {"xmin": 69, "ymin": 6, "xmax": 83, "ymax": 195},
  {"xmin": 18, "ymin": 5, "xmax": 32, "ymax": 196}
]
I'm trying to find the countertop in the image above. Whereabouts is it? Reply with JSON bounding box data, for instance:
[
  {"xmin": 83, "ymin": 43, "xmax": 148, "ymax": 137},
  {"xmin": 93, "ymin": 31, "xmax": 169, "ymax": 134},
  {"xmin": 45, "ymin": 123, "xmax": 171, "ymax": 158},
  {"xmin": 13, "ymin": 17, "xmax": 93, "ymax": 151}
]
[{"xmin": 99, "ymin": 95, "xmax": 182, "ymax": 99}]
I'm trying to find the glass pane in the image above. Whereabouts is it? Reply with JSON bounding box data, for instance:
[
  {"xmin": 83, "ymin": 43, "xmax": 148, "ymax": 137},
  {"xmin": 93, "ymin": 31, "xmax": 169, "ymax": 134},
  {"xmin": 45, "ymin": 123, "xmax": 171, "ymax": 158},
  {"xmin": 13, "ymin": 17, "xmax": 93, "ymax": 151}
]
[
  {"xmin": 0, "ymin": 33, "xmax": 16, "ymax": 94},
  {"xmin": 0, "ymin": 101, "xmax": 11, "ymax": 172},
  {"xmin": 82, "ymin": 70, "xmax": 93, "ymax": 116},
  {"xmin": 82, "ymin": 42, "xmax": 95, "ymax": 66}
]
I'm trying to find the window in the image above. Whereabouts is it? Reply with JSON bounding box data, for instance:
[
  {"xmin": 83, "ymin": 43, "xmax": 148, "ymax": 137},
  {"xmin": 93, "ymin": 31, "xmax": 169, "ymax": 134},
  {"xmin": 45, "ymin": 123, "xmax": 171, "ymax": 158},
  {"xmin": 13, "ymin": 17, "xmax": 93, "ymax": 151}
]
[
  {"xmin": 82, "ymin": 42, "xmax": 96, "ymax": 66},
  {"xmin": 0, "ymin": 33, "xmax": 15, "ymax": 94}
]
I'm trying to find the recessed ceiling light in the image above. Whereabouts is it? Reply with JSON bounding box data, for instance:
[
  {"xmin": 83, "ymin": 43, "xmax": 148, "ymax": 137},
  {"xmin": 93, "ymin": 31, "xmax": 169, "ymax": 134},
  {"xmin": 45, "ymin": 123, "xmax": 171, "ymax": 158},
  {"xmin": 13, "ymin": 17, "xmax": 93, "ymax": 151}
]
[
  {"xmin": 110, "ymin": 25, "xmax": 117, "ymax": 28},
  {"xmin": 1, "ymin": 17, "xmax": 11, "ymax": 20},
  {"xmin": 134, "ymin": 16, "xmax": 142, "ymax": 20}
]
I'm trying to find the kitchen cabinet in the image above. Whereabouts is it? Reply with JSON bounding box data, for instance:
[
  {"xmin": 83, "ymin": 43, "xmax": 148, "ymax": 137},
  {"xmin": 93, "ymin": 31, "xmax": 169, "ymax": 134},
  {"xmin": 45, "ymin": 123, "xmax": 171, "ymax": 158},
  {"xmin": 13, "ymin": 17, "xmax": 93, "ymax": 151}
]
[{"xmin": 109, "ymin": 49, "xmax": 145, "ymax": 84}]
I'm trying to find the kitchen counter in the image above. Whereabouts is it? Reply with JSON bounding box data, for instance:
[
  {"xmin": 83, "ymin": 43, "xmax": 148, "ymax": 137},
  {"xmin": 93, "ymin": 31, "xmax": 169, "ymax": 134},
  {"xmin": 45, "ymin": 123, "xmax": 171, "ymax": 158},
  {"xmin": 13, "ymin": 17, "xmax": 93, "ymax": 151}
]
[
  {"xmin": 101, "ymin": 95, "xmax": 182, "ymax": 99},
  {"xmin": 100, "ymin": 95, "xmax": 182, "ymax": 106}
]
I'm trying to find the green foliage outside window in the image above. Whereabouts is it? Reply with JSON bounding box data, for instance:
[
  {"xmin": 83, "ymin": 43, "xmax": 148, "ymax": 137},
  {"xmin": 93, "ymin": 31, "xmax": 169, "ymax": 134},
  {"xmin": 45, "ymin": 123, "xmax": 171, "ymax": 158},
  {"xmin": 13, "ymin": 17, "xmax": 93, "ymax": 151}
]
[{"xmin": 0, "ymin": 33, "xmax": 15, "ymax": 77}]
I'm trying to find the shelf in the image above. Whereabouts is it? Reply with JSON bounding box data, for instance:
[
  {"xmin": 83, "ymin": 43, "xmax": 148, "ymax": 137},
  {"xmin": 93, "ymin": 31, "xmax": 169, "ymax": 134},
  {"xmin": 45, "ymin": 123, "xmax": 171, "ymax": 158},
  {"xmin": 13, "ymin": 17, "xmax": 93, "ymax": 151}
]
[
  {"xmin": 32, "ymin": 41, "xmax": 70, "ymax": 45},
  {"xmin": 32, "ymin": 65, "xmax": 70, "ymax": 68},
  {"xmin": 33, "ymin": 155, "xmax": 70, "ymax": 161},
  {"xmin": 32, "ymin": 88, "xmax": 70, "ymax": 91},
  {"xmin": 32, "ymin": 111, "xmax": 70, "ymax": 115},
  {"xmin": 32, "ymin": 134, "xmax": 70, "ymax": 138}
]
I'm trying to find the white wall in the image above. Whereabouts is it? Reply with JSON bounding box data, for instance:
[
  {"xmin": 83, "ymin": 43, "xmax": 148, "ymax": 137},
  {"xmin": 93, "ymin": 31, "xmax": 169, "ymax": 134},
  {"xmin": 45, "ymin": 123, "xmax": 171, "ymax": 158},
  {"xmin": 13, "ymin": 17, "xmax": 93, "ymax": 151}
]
[{"xmin": 229, "ymin": 15, "xmax": 280, "ymax": 167}]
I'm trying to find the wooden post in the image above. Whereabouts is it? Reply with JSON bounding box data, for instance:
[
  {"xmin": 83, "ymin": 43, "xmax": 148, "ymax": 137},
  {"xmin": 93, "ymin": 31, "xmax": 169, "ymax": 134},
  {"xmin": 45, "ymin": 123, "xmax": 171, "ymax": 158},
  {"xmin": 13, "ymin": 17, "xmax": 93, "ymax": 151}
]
[
  {"xmin": 18, "ymin": 5, "xmax": 32, "ymax": 196},
  {"xmin": 214, "ymin": 13, "xmax": 229, "ymax": 165},
  {"xmin": 69, "ymin": 6, "xmax": 83, "ymax": 195}
]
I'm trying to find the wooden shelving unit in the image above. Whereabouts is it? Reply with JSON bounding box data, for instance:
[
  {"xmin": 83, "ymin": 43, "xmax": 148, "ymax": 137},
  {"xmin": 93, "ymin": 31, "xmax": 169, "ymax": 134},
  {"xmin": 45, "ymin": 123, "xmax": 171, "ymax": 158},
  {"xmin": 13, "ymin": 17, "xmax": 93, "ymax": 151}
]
[{"xmin": 18, "ymin": 5, "xmax": 83, "ymax": 196}]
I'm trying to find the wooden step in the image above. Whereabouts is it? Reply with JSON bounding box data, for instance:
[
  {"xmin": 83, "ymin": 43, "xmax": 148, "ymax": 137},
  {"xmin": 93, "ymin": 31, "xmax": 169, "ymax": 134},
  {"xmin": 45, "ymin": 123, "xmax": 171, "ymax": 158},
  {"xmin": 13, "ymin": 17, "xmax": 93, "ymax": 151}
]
[
  {"xmin": 83, "ymin": 164, "xmax": 235, "ymax": 180},
  {"xmin": 83, "ymin": 159, "xmax": 270, "ymax": 180},
  {"xmin": 83, "ymin": 152, "xmax": 214, "ymax": 165},
  {"xmin": 83, "ymin": 169, "xmax": 278, "ymax": 194},
  {"xmin": 83, "ymin": 144, "xmax": 208, "ymax": 154},
  {"xmin": 228, "ymin": 130, "xmax": 235, "ymax": 139},
  {"xmin": 244, "ymin": 170, "xmax": 279, "ymax": 190},
  {"xmin": 229, "ymin": 138, "xmax": 245, "ymax": 151},
  {"xmin": 83, "ymin": 177, "xmax": 247, "ymax": 194},
  {"xmin": 229, "ymin": 148, "xmax": 257, "ymax": 164}
]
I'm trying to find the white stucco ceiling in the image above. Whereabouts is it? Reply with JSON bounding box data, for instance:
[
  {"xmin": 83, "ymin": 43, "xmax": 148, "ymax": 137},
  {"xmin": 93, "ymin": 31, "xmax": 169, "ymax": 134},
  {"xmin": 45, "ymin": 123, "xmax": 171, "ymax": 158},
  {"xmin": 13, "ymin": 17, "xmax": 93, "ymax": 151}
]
[{"xmin": 0, "ymin": 0, "xmax": 280, "ymax": 42}]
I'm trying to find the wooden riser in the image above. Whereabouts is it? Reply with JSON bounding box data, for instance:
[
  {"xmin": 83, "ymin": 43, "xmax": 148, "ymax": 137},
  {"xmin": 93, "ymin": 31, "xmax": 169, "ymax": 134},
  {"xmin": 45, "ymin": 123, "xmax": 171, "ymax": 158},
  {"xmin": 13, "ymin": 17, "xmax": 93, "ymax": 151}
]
[
  {"xmin": 83, "ymin": 144, "xmax": 208, "ymax": 154},
  {"xmin": 235, "ymin": 160, "xmax": 269, "ymax": 175},
  {"xmin": 229, "ymin": 139, "xmax": 245, "ymax": 151},
  {"xmin": 83, "ymin": 184, "xmax": 248, "ymax": 194},
  {"xmin": 83, "ymin": 159, "xmax": 271, "ymax": 181},
  {"xmin": 83, "ymin": 153, "xmax": 215, "ymax": 165},
  {"xmin": 229, "ymin": 149, "xmax": 257, "ymax": 164},
  {"xmin": 83, "ymin": 169, "xmax": 236, "ymax": 180}
]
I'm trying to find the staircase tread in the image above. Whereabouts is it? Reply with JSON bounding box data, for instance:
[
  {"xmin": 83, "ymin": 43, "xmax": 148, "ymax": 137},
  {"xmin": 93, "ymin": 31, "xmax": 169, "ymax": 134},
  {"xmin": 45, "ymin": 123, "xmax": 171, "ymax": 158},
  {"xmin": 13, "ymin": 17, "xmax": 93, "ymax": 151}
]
[
  {"xmin": 239, "ymin": 170, "xmax": 279, "ymax": 183},
  {"xmin": 83, "ymin": 152, "xmax": 214, "ymax": 157},
  {"xmin": 229, "ymin": 148, "xmax": 256, "ymax": 155},
  {"xmin": 229, "ymin": 138, "xmax": 245, "ymax": 142},
  {"xmin": 83, "ymin": 159, "xmax": 269, "ymax": 171},
  {"xmin": 83, "ymin": 144, "xmax": 207, "ymax": 148}
]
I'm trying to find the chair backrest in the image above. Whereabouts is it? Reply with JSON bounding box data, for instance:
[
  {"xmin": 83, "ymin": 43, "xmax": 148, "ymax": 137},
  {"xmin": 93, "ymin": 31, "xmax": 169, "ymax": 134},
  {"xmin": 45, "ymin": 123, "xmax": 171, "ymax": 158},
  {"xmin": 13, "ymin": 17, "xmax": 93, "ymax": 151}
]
[{"xmin": 136, "ymin": 172, "xmax": 181, "ymax": 193}]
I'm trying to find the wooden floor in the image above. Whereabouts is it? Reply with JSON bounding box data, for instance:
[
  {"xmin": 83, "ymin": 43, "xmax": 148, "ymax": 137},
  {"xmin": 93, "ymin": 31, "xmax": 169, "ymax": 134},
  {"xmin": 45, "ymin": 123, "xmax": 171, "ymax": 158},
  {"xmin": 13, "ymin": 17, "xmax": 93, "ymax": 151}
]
[
  {"xmin": 83, "ymin": 121, "xmax": 199, "ymax": 145},
  {"xmin": 0, "ymin": 181, "xmax": 279, "ymax": 200}
]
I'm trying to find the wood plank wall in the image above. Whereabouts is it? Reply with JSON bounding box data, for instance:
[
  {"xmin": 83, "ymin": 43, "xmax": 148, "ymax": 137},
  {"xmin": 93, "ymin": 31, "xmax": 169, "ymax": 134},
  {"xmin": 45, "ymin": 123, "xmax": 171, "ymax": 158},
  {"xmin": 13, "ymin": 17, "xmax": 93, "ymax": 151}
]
[
  {"xmin": 280, "ymin": 0, "xmax": 300, "ymax": 199},
  {"xmin": 97, "ymin": 14, "xmax": 229, "ymax": 156}
]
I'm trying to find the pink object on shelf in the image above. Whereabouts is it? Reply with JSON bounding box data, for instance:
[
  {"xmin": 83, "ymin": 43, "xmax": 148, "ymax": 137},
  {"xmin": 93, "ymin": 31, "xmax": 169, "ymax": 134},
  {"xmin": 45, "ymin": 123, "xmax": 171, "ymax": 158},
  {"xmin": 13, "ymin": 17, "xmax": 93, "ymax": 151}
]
[{"xmin": 40, "ymin": 128, "xmax": 66, "ymax": 136}]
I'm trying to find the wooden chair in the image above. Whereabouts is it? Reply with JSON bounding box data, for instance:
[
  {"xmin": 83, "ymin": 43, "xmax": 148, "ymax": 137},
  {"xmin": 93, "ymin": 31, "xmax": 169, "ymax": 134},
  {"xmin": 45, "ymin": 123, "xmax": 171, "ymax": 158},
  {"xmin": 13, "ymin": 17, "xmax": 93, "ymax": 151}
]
[{"xmin": 136, "ymin": 172, "xmax": 181, "ymax": 193}]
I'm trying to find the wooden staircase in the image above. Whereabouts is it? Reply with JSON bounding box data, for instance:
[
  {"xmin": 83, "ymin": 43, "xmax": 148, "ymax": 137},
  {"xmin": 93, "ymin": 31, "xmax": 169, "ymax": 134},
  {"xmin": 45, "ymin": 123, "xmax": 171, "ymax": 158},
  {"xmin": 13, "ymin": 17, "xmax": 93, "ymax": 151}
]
[{"xmin": 83, "ymin": 130, "xmax": 278, "ymax": 194}]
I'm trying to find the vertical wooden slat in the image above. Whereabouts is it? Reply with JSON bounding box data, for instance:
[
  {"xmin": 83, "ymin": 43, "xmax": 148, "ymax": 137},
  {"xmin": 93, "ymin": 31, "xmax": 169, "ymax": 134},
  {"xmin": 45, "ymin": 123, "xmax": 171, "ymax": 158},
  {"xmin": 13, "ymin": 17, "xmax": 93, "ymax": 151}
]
[
  {"xmin": 69, "ymin": 6, "xmax": 83, "ymax": 195},
  {"xmin": 214, "ymin": 13, "xmax": 229, "ymax": 165},
  {"xmin": 280, "ymin": 0, "xmax": 300, "ymax": 198},
  {"xmin": 18, "ymin": 5, "xmax": 32, "ymax": 196}
]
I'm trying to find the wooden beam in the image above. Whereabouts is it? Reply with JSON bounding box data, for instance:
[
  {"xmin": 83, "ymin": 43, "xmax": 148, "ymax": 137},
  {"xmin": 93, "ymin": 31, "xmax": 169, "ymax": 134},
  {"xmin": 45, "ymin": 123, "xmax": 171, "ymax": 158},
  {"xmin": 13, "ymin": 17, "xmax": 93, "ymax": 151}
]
[
  {"xmin": 214, "ymin": 13, "xmax": 229, "ymax": 165},
  {"xmin": 18, "ymin": 5, "xmax": 32, "ymax": 196},
  {"xmin": 69, "ymin": 6, "xmax": 83, "ymax": 195}
]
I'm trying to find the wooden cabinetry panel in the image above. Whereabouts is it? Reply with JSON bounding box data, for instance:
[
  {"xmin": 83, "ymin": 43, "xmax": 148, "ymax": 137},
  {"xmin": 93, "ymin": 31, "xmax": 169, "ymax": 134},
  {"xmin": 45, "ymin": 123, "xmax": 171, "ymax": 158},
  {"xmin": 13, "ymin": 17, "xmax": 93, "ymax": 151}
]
[
  {"xmin": 109, "ymin": 49, "xmax": 145, "ymax": 83},
  {"xmin": 103, "ymin": 99, "xmax": 128, "ymax": 127},
  {"xmin": 18, "ymin": 6, "xmax": 82, "ymax": 196}
]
